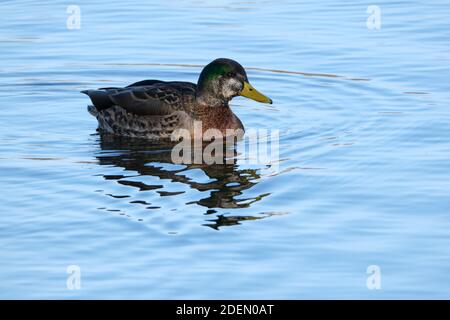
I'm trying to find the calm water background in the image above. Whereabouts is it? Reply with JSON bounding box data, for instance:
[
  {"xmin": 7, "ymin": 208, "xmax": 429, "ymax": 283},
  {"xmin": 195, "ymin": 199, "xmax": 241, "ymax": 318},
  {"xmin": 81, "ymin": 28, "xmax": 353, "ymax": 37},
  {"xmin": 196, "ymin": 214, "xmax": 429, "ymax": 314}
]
[{"xmin": 1, "ymin": 0, "xmax": 450, "ymax": 299}]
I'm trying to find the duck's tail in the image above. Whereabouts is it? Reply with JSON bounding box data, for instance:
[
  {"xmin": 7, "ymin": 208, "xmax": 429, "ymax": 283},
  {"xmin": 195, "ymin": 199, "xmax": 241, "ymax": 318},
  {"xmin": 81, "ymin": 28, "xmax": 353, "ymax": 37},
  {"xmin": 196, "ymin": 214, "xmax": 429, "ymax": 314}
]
[{"xmin": 81, "ymin": 89, "xmax": 115, "ymax": 111}]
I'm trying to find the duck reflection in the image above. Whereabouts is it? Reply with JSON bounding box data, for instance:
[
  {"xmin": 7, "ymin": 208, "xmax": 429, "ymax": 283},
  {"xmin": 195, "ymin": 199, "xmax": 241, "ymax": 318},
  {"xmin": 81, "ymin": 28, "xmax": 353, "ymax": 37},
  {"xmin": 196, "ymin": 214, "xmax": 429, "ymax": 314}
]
[{"xmin": 94, "ymin": 134, "xmax": 273, "ymax": 229}]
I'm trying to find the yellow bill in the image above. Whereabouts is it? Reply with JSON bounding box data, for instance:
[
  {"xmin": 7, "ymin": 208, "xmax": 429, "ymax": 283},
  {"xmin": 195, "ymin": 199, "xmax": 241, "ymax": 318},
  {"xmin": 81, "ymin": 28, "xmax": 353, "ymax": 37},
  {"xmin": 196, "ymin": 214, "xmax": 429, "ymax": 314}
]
[{"xmin": 240, "ymin": 81, "xmax": 272, "ymax": 104}]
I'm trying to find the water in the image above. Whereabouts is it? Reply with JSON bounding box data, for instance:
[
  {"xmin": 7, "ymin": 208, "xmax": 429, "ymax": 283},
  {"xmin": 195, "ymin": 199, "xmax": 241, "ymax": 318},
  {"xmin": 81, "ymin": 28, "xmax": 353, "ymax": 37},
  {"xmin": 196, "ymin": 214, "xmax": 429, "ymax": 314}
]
[{"xmin": 1, "ymin": 0, "xmax": 450, "ymax": 299}]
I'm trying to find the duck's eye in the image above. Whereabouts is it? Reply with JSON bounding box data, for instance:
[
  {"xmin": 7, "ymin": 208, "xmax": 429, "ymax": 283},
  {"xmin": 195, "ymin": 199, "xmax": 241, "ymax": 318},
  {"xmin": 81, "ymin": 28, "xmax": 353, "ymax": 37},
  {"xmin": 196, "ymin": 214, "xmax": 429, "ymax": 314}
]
[{"xmin": 227, "ymin": 72, "xmax": 235, "ymax": 78}]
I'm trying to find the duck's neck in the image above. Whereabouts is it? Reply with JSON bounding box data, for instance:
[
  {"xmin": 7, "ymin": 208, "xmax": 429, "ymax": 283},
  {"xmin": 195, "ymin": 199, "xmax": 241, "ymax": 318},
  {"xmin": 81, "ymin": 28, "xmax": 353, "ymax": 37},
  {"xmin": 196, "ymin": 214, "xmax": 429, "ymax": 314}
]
[
  {"xmin": 195, "ymin": 91, "xmax": 228, "ymax": 108},
  {"xmin": 194, "ymin": 86, "xmax": 243, "ymax": 133}
]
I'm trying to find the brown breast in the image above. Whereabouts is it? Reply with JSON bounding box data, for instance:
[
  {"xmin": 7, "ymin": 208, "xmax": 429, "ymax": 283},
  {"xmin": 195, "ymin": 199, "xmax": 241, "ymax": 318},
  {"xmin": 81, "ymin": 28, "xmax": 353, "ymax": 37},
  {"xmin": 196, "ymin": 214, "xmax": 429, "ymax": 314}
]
[{"xmin": 192, "ymin": 104, "xmax": 244, "ymax": 139}]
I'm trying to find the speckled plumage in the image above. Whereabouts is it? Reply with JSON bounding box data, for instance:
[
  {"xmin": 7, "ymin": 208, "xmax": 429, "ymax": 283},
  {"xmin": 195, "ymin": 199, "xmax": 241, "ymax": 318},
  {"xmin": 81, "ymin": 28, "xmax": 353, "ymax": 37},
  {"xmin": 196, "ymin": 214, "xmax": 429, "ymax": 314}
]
[{"xmin": 85, "ymin": 81, "xmax": 198, "ymax": 139}]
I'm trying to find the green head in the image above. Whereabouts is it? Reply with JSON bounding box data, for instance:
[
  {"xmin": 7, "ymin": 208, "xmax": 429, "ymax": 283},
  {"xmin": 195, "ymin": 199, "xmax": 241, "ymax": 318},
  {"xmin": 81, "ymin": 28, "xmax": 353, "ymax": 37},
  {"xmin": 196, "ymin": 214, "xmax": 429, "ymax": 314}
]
[{"xmin": 196, "ymin": 58, "xmax": 272, "ymax": 106}]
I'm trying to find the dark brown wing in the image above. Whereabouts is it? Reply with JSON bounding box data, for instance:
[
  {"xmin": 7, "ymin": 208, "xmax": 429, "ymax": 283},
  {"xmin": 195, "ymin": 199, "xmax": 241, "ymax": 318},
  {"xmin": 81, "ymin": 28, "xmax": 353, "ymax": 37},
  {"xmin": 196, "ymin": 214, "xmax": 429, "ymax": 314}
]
[{"xmin": 81, "ymin": 81, "xmax": 196, "ymax": 116}]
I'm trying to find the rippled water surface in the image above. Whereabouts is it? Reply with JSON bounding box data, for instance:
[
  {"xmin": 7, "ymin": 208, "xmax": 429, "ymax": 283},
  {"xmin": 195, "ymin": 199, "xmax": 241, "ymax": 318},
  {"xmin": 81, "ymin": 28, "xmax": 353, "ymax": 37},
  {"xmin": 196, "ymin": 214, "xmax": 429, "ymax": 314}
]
[{"xmin": 1, "ymin": 0, "xmax": 450, "ymax": 299}]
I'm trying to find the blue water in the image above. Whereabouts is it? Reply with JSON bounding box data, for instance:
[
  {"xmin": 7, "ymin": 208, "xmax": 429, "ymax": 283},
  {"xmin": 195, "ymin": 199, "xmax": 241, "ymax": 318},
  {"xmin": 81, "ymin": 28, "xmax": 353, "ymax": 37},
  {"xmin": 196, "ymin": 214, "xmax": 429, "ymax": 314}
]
[{"xmin": 1, "ymin": 0, "xmax": 450, "ymax": 299}]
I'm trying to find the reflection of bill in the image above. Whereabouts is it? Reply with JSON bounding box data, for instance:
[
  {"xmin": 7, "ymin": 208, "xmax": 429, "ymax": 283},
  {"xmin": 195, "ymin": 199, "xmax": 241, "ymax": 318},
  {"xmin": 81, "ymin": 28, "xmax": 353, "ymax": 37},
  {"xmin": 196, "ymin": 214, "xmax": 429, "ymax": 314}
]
[{"xmin": 171, "ymin": 120, "xmax": 279, "ymax": 169}]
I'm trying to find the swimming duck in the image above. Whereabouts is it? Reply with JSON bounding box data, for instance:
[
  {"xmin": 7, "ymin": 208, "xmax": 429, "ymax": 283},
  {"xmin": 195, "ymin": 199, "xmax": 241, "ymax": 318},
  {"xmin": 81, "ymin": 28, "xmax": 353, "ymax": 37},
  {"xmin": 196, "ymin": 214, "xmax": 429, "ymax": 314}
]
[{"xmin": 82, "ymin": 58, "xmax": 272, "ymax": 140}]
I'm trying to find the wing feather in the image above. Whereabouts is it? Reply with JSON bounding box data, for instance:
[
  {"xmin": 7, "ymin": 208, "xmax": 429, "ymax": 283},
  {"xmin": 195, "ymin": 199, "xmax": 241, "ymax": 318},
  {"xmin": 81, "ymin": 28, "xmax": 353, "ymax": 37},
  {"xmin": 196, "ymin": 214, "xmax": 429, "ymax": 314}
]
[{"xmin": 82, "ymin": 81, "xmax": 196, "ymax": 116}]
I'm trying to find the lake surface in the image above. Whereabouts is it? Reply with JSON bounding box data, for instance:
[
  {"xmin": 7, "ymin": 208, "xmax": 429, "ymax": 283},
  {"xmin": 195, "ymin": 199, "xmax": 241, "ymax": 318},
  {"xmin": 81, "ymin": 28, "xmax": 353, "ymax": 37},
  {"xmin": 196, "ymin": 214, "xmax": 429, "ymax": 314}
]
[{"xmin": 1, "ymin": 0, "xmax": 450, "ymax": 299}]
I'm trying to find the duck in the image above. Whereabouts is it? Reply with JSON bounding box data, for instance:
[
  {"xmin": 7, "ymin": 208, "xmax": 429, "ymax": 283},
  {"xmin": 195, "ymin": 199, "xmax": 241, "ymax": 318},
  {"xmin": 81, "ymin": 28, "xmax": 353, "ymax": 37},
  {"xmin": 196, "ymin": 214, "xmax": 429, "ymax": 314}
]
[{"xmin": 82, "ymin": 58, "xmax": 272, "ymax": 140}]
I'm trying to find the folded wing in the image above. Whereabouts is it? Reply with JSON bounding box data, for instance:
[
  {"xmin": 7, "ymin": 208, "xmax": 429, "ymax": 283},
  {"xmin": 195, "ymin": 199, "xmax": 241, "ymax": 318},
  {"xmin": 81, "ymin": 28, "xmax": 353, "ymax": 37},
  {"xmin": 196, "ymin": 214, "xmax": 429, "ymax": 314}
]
[{"xmin": 82, "ymin": 81, "xmax": 196, "ymax": 116}]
